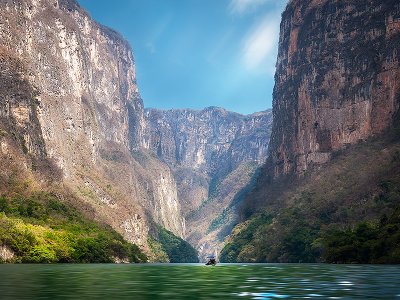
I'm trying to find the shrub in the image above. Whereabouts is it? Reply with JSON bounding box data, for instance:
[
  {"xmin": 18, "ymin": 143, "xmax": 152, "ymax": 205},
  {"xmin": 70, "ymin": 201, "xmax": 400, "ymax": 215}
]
[
  {"xmin": 0, "ymin": 193, "xmax": 147, "ymax": 264},
  {"xmin": 153, "ymin": 225, "xmax": 198, "ymax": 263}
]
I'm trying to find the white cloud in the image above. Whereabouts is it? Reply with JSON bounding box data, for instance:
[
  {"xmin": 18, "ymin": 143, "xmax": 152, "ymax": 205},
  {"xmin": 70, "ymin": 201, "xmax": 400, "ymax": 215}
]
[
  {"xmin": 242, "ymin": 14, "xmax": 280, "ymax": 74},
  {"xmin": 229, "ymin": 0, "xmax": 270, "ymax": 14}
]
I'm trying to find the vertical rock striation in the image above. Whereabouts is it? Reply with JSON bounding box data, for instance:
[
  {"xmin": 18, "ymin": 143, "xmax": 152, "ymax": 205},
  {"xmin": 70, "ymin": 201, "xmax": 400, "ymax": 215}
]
[
  {"xmin": 270, "ymin": 0, "xmax": 400, "ymax": 178},
  {"xmin": 0, "ymin": 0, "xmax": 273, "ymax": 258},
  {"xmin": 144, "ymin": 107, "xmax": 270, "ymax": 175},
  {"xmin": 0, "ymin": 0, "xmax": 185, "ymax": 248},
  {"xmin": 143, "ymin": 107, "xmax": 272, "ymax": 258},
  {"xmin": 144, "ymin": 107, "xmax": 272, "ymax": 215},
  {"xmin": 0, "ymin": 47, "xmax": 46, "ymax": 158}
]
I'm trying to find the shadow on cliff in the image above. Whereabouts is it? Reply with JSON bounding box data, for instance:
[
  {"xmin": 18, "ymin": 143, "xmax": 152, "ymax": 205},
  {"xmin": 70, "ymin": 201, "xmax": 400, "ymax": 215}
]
[{"xmin": 223, "ymin": 116, "xmax": 400, "ymax": 263}]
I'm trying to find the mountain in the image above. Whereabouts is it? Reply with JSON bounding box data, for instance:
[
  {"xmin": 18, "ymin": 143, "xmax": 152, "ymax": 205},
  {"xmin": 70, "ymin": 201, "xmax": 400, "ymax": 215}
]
[
  {"xmin": 221, "ymin": 0, "xmax": 400, "ymax": 263},
  {"xmin": 0, "ymin": 0, "xmax": 194, "ymax": 262},
  {"xmin": 0, "ymin": 0, "xmax": 272, "ymax": 263},
  {"xmin": 143, "ymin": 107, "xmax": 272, "ymax": 260}
]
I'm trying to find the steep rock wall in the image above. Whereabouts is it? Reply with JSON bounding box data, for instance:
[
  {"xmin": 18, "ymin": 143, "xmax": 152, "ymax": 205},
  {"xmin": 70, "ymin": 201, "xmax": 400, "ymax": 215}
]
[
  {"xmin": 144, "ymin": 107, "xmax": 270, "ymax": 173},
  {"xmin": 144, "ymin": 107, "xmax": 272, "ymax": 215},
  {"xmin": 0, "ymin": 0, "xmax": 185, "ymax": 246},
  {"xmin": 0, "ymin": 47, "xmax": 46, "ymax": 158},
  {"xmin": 144, "ymin": 107, "xmax": 272, "ymax": 258},
  {"xmin": 270, "ymin": 0, "xmax": 400, "ymax": 178}
]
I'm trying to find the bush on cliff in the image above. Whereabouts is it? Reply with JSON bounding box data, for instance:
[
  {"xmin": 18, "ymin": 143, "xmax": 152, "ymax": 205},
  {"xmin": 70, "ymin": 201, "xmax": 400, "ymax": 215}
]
[{"xmin": 0, "ymin": 192, "xmax": 147, "ymax": 263}]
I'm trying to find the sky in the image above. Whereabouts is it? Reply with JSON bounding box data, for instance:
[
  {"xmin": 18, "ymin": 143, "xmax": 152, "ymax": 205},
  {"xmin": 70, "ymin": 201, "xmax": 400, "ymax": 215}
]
[{"xmin": 78, "ymin": 0, "xmax": 288, "ymax": 115}]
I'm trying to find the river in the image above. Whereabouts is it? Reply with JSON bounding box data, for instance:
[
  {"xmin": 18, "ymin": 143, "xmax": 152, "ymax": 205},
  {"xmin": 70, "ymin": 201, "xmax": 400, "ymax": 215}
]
[{"xmin": 0, "ymin": 264, "xmax": 399, "ymax": 299}]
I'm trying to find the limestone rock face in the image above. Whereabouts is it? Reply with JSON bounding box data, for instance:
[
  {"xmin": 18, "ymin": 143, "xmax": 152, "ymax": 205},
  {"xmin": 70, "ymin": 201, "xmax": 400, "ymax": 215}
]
[
  {"xmin": 143, "ymin": 107, "xmax": 272, "ymax": 258},
  {"xmin": 270, "ymin": 0, "xmax": 400, "ymax": 178},
  {"xmin": 0, "ymin": 0, "xmax": 185, "ymax": 246},
  {"xmin": 144, "ymin": 107, "xmax": 271, "ymax": 178},
  {"xmin": 0, "ymin": 47, "xmax": 46, "ymax": 158},
  {"xmin": 144, "ymin": 107, "xmax": 272, "ymax": 214},
  {"xmin": 0, "ymin": 0, "xmax": 273, "ymax": 258}
]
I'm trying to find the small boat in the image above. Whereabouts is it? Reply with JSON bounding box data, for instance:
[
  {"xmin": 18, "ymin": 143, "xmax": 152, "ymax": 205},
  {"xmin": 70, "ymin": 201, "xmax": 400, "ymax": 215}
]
[{"xmin": 205, "ymin": 255, "xmax": 217, "ymax": 266}]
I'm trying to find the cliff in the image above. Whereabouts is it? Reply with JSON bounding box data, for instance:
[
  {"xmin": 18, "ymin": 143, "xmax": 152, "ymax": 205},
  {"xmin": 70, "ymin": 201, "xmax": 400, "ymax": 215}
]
[
  {"xmin": 144, "ymin": 107, "xmax": 270, "ymax": 175},
  {"xmin": 0, "ymin": 0, "xmax": 185, "ymax": 253},
  {"xmin": 270, "ymin": 0, "xmax": 400, "ymax": 178},
  {"xmin": 222, "ymin": 0, "xmax": 400, "ymax": 263},
  {"xmin": 0, "ymin": 0, "xmax": 272, "ymax": 262},
  {"xmin": 143, "ymin": 107, "xmax": 272, "ymax": 259}
]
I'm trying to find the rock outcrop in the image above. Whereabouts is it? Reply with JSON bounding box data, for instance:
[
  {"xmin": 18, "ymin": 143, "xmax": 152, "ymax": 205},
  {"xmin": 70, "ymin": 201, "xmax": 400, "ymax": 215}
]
[
  {"xmin": 269, "ymin": 0, "xmax": 400, "ymax": 178},
  {"xmin": 144, "ymin": 107, "xmax": 272, "ymax": 259},
  {"xmin": 0, "ymin": 0, "xmax": 185, "ymax": 249}
]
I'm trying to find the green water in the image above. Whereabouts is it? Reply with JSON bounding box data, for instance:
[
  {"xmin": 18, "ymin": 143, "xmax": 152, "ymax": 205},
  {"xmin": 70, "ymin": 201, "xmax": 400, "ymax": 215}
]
[{"xmin": 0, "ymin": 264, "xmax": 399, "ymax": 299}]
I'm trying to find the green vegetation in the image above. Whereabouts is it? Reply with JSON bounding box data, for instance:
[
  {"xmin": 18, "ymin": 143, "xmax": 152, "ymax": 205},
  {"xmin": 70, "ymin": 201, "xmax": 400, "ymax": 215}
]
[
  {"xmin": 208, "ymin": 208, "xmax": 230, "ymax": 233},
  {"xmin": 147, "ymin": 237, "xmax": 170, "ymax": 262},
  {"xmin": 221, "ymin": 133, "xmax": 400, "ymax": 264},
  {"xmin": 152, "ymin": 225, "xmax": 198, "ymax": 263},
  {"xmin": 0, "ymin": 192, "xmax": 147, "ymax": 263},
  {"xmin": 220, "ymin": 213, "xmax": 272, "ymax": 262},
  {"xmin": 320, "ymin": 207, "xmax": 400, "ymax": 263}
]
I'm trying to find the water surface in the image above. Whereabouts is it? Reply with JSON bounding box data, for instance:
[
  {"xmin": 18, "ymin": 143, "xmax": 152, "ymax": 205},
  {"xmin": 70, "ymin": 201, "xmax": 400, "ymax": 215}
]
[{"xmin": 0, "ymin": 264, "xmax": 399, "ymax": 299}]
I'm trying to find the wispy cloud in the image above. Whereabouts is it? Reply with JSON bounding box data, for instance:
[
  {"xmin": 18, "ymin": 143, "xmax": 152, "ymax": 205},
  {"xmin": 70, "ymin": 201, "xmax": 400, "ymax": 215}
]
[
  {"xmin": 242, "ymin": 14, "xmax": 280, "ymax": 74},
  {"xmin": 145, "ymin": 13, "xmax": 173, "ymax": 54},
  {"xmin": 207, "ymin": 30, "xmax": 234, "ymax": 66},
  {"xmin": 229, "ymin": 0, "xmax": 270, "ymax": 14}
]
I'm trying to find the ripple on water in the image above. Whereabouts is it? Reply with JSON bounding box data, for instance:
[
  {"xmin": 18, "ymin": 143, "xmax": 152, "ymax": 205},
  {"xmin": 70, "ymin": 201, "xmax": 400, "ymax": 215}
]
[
  {"xmin": 1, "ymin": 264, "xmax": 400, "ymax": 299},
  {"xmin": 338, "ymin": 281, "xmax": 354, "ymax": 286},
  {"xmin": 237, "ymin": 292, "xmax": 289, "ymax": 299}
]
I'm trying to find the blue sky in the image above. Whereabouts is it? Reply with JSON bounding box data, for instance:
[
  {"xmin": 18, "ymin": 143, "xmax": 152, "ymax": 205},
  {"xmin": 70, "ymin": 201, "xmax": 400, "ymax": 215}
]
[{"xmin": 78, "ymin": 0, "xmax": 288, "ymax": 115}]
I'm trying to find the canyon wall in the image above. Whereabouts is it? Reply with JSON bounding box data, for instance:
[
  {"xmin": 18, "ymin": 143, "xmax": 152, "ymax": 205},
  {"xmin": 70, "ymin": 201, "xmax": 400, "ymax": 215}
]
[
  {"xmin": 221, "ymin": 0, "xmax": 400, "ymax": 264},
  {"xmin": 144, "ymin": 107, "xmax": 272, "ymax": 258},
  {"xmin": 0, "ymin": 0, "xmax": 185, "ymax": 248},
  {"xmin": 0, "ymin": 0, "xmax": 274, "ymax": 259},
  {"xmin": 269, "ymin": 0, "xmax": 400, "ymax": 178}
]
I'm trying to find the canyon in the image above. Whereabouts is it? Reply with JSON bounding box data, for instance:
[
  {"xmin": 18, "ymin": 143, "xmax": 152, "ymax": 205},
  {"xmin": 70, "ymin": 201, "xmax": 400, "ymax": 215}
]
[
  {"xmin": 2, "ymin": 0, "xmax": 399, "ymax": 264},
  {"xmin": 0, "ymin": 0, "xmax": 183, "ymax": 258},
  {"xmin": 143, "ymin": 107, "xmax": 272, "ymax": 258},
  {"xmin": 0, "ymin": 0, "xmax": 272, "ymax": 260}
]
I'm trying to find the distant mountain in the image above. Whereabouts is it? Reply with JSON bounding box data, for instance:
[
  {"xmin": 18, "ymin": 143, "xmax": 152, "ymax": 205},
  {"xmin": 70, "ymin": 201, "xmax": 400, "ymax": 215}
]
[{"xmin": 143, "ymin": 107, "xmax": 272, "ymax": 260}]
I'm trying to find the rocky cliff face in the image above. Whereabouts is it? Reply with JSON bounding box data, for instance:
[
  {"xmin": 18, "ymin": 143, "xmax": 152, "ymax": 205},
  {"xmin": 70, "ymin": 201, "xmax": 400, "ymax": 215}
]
[
  {"xmin": 0, "ymin": 0, "xmax": 185, "ymax": 248},
  {"xmin": 0, "ymin": 0, "xmax": 273, "ymax": 260},
  {"xmin": 270, "ymin": 0, "xmax": 400, "ymax": 178},
  {"xmin": 143, "ymin": 107, "xmax": 272, "ymax": 258},
  {"xmin": 221, "ymin": 0, "xmax": 400, "ymax": 263},
  {"xmin": 144, "ymin": 107, "xmax": 272, "ymax": 215},
  {"xmin": 144, "ymin": 107, "xmax": 270, "ymax": 174}
]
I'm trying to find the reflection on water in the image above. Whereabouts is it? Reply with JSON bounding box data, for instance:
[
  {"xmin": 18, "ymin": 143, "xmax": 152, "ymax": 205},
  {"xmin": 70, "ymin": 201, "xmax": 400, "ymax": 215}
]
[{"xmin": 0, "ymin": 264, "xmax": 399, "ymax": 299}]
